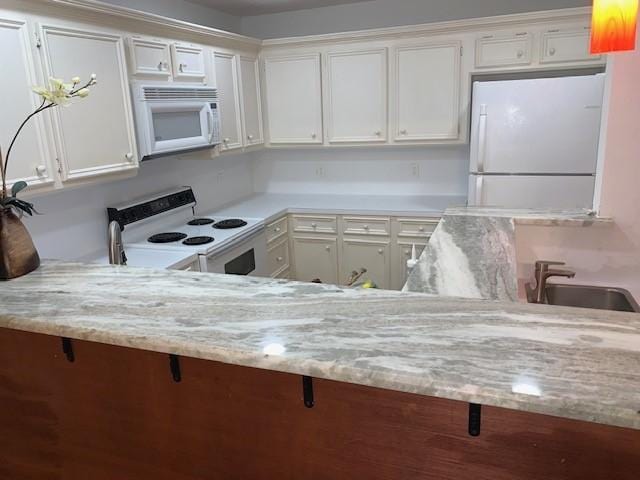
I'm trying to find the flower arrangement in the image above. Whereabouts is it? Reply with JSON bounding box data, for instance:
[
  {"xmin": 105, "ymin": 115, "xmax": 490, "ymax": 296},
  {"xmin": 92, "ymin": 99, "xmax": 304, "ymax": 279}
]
[{"xmin": 0, "ymin": 74, "xmax": 97, "ymax": 216}]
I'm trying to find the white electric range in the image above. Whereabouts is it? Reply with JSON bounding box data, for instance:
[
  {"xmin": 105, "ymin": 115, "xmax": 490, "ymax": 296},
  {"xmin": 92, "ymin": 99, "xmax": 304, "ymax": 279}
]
[{"xmin": 107, "ymin": 187, "xmax": 268, "ymax": 276}]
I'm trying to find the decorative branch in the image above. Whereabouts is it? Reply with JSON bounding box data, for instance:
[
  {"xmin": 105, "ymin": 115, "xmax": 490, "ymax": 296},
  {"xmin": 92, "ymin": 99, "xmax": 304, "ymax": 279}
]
[{"xmin": 0, "ymin": 75, "xmax": 97, "ymax": 214}]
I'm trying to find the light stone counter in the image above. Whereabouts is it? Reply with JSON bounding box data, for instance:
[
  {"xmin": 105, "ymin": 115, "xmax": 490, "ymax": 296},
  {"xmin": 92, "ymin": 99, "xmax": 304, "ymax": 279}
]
[
  {"xmin": 404, "ymin": 207, "xmax": 612, "ymax": 301},
  {"xmin": 1, "ymin": 261, "xmax": 639, "ymax": 431}
]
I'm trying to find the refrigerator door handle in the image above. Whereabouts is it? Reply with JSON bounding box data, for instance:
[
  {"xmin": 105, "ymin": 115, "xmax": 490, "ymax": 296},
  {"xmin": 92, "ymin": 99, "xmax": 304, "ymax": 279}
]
[
  {"xmin": 476, "ymin": 104, "xmax": 488, "ymax": 173},
  {"xmin": 475, "ymin": 175, "xmax": 484, "ymax": 205}
]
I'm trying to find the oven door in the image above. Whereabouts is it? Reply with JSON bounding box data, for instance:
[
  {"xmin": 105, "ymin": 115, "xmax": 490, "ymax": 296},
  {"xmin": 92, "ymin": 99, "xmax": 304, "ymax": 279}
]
[
  {"xmin": 201, "ymin": 230, "xmax": 268, "ymax": 277},
  {"xmin": 144, "ymin": 101, "xmax": 214, "ymax": 155}
]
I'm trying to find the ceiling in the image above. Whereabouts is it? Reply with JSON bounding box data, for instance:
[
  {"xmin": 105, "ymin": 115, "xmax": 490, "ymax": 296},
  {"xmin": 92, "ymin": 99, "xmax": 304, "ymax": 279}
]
[{"xmin": 189, "ymin": 0, "xmax": 372, "ymax": 16}]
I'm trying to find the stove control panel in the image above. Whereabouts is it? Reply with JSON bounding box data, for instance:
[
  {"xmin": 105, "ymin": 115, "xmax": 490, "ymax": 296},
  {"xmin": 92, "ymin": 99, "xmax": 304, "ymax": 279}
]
[{"xmin": 107, "ymin": 188, "xmax": 196, "ymax": 230}]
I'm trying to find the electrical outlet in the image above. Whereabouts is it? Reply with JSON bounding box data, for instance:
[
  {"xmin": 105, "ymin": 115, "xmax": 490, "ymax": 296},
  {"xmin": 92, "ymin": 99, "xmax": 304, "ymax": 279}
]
[
  {"xmin": 410, "ymin": 162, "xmax": 420, "ymax": 178},
  {"xmin": 315, "ymin": 165, "xmax": 326, "ymax": 178}
]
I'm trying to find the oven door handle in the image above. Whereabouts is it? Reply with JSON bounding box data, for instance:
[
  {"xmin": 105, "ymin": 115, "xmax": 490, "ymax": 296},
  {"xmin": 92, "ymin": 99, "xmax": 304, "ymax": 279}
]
[{"xmin": 205, "ymin": 103, "xmax": 215, "ymax": 144}]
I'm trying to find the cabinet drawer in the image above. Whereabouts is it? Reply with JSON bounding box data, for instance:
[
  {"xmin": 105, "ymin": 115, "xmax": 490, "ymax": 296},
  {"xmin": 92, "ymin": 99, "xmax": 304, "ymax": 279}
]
[
  {"xmin": 342, "ymin": 216, "xmax": 390, "ymax": 236},
  {"xmin": 291, "ymin": 215, "xmax": 337, "ymax": 234},
  {"xmin": 475, "ymin": 32, "xmax": 532, "ymax": 68},
  {"xmin": 394, "ymin": 218, "xmax": 440, "ymax": 238},
  {"xmin": 267, "ymin": 217, "xmax": 288, "ymax": 244},
  {"xmin": 268, "ymin": 238, "xmax": 290, "ymax": 275},
  {"xmin": 540, "ymin": 28, "xmax": 600, "ymax": 64}
]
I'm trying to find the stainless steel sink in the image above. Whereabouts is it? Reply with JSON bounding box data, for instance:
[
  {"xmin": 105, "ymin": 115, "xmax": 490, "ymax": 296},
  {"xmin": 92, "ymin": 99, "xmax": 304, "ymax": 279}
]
[{"xmin": 536, "ymin": 284, "xmax": 640, "ymax": 313}]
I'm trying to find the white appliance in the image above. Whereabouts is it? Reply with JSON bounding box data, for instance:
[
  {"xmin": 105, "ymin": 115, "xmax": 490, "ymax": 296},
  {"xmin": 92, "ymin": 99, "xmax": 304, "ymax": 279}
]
[
  {"xmin": 131, "ymin": 83, "xmax": 221, "ymax": 159},
  {"xmin": 468, "ymin": 74, "xmax": 605, "ymax": 209},
  {"xmin": 106, "ymin": 188, "xmax": 268, "ymax": 276}
]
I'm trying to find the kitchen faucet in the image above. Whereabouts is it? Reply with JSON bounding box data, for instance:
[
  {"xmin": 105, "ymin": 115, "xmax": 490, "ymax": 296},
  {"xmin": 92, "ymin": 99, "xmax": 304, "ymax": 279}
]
[
  {"xmin": 108, "ymin": 221, "xmax": 127, "ymax": 266},
  {"xmin": 526, "ymin": 260, "xmax": 575, "ymax": 304}
]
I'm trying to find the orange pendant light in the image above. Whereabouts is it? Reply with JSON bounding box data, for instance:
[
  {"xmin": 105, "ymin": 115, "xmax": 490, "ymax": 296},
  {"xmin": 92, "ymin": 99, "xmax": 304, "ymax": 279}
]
[{"xmin": 590, "ymin": 0, "xmax": 639, "ymax": 53}]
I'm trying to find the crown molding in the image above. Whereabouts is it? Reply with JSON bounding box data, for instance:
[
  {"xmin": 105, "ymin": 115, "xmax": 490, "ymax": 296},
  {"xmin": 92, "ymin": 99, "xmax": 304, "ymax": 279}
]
[
  {"xmin": 261, "ymin": 7, "xmax": 593, "ymax": 48},
  {"xmin": 39, "ymin": 0, "xmax": 261, "ymax": 46}
]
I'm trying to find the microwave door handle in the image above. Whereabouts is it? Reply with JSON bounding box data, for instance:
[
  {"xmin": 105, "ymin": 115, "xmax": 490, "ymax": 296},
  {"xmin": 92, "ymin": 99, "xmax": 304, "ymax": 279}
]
[{"xmin": 205, "ymin": 103, "xmax": 214, "ymax": 143}]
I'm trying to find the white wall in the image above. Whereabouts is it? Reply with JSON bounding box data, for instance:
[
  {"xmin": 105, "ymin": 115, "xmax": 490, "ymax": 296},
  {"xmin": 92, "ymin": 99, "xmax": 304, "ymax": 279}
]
[
  {"xmin": 99, "ymin": 0, "xmax": 243, "ymax": 33},
  {"xmin": 516, "ymin": 17, "xmax": 640, "ymax": 300},
  {"xmin": 24, "ymin": 152, "xmax": 254, "ymax": 261},
  {"xmin": 251, "ymin": 147, "xmax": 468, "ymax": 195},
  {"xmin": 241, "ymin": 0, "xmax": 590, "ymax": 39}
]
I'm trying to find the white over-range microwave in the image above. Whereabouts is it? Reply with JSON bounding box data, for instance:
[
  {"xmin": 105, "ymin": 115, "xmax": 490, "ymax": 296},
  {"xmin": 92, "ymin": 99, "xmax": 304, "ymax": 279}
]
[{"xmin": 131, "ymin": 82, "xmax": 221, "ymax": 159}]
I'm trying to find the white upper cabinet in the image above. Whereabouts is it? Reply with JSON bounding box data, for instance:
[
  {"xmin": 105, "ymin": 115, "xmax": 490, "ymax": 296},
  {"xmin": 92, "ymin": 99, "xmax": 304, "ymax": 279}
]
[
  {"xmin": 39, "ymin": 24, "xmax": 138, "ymax": 182},
  {"xmin": 0, "ymin": 16, "xmax": 54, "ymax": 190},
  {"xmin": 475, "ymin": 32, "xmax": 532, "ymax": 68},
  {"xmin": 171, "ymin": 43, "xmax": 206, "ymax": 80},
  {"xmin": 264, "ymin": 53, "xmax": 323, "ymax": 145},
  {"xmin": 326, "ymin": 48, "xmax": 387, "ymax": 143},
  {"xmin": 540, "ymin": 27, "xmax": 599, "ymax": 64},
  {"xmin": 129, "ymin": 37, "xmax": 171, "ymax": 77},
  {"xmin": 239, "ymin": 56, "xmax": 264, "ymax": 146},
  {"xmin": 393, "ymin": 42, "xmax": 461, "ymax": 142},
  {"xmin": 214, "ymin": 51, "xmax": 243, "ymax": 151}
]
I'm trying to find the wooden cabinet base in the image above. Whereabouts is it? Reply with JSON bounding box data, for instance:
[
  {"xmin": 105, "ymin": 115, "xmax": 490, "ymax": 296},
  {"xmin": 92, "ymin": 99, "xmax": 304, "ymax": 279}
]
[{"xmin": 1, "ymin": 328, "xmax": 638, "ymax": 479}]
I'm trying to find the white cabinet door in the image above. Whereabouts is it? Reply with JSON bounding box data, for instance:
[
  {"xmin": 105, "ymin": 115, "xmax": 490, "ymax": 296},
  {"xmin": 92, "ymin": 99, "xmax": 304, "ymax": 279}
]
[
  {"xmin": 264, "ymin": 54, "xmax": 323, "ymax": 144},
  {"xmin": 393, "ymin": 241, "xmax": 427, "ymax": 290},
  {"xmin": 39, "ymin": 24, "xmax": 138, "ymax": 182},
  {"xmin": 171, "ymin": 43, "xmax": 205, "ymax": 80},
  {"xmin": 239, "ymin": 56, "xmax": 264, "ymax": 147},
  {"xmin": 540, "ymin": 28, "xmax": 600, "ymax": 64},
  {"xmin": 475, "ymin": 32, "xmax": 532, "ymax": 68},
  {"xmin": 326, "ymin": 48, "xmax": 387, "ymax": 143},
  {"xmin": 341, "ymin": 238, "xmax": 390, "ymax": 289},
  {"xmin": 0, "ymin": 17, "xmax": 54, "ymax": 190},
  {"xmin": 393, "ymin": 42, "xmax": 461, "ymax": 141},
  {"xmin": 214, "ymin": 52, "xmax": 243, "ymax": 151},
  {"xmin": 291, "ymin": 236, "xmax": 338, "ymax": 284},
  {"xmin": 129, "ymin": 37, "xmax": 171, "ymax": 77}
]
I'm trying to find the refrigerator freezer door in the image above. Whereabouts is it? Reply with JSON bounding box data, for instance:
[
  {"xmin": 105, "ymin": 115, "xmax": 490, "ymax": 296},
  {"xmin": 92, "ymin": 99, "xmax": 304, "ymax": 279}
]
[
  {"xmin": 469, "ymin": 75, "xmax": 604, "ymax": 174},
  {"xmin": 468, "ymin": 175, "xmax": 595, "ymax": 208}
]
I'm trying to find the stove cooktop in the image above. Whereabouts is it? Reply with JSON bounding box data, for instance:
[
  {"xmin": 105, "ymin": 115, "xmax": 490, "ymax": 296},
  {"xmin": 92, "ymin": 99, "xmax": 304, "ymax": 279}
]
[
  {"xmin": 148, "ymin": 232, "xmax": 188, "ymax": 244},
  {"xmin": 213, "ymin": 219, "xmax": 248, "ymax": 229},
  {"xmin": 182, "ymin": 236, "xmax": 214, "ymax": 246},
  {"xmin": 187, "ymin": 218, "xmax": 215, "ymax": 226}
]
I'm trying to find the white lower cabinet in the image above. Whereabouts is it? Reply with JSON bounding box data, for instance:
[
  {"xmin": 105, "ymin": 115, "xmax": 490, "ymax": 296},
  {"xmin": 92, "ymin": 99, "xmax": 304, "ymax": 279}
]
[
  {"xmin": 341, "ymin": 237, "xmax": 390, "ymax": 289},
  {"xmin": 289, "ymin": 214, "xmax": 440, "ymax": 290},
  {"xmin": 291, "ymin": 236, "xmax": 338, "ymax": 284},
  {"xmin": 392, "ymin": 241, "xmax": 427, "ymax": 290},
  {"xmin": 39, "ymin": 24, "xmax": 138, "ymax": 183}
]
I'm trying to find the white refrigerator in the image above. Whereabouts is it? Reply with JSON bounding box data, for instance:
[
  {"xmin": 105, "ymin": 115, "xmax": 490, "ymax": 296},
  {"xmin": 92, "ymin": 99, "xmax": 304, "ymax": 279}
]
[{"xmin": 468, "ymin": 74, "xmax": 605, "ymax": 209}]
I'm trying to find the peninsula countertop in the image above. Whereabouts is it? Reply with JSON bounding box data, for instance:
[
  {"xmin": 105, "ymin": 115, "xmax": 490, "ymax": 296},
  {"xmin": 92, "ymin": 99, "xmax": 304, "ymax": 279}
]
[{"xmin": 2, "ymin": 261, "xmax": 639, "ymax": 431}]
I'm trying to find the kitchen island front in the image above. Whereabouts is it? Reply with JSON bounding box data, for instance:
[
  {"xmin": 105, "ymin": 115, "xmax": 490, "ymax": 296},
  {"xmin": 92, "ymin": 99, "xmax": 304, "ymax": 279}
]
[{"xmin": 1, "ymin": 261, "xmax": 639, "ymax": 479}]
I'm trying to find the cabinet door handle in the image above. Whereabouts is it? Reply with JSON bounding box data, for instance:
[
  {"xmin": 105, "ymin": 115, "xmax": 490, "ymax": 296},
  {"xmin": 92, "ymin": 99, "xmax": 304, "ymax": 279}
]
[
  {"xmin": 125, "ymin": 153, "xmax": 134, "ymax": 161},
  {"xmin": 275, "ymin": 227, "xmax": 281, "ymax": 233},
  {"xmin": 516, "ymin": 49, "xmax": 524, "ymax": 58},
  {"xmin": 549, "ymin": 47, "xmax": 556, "ymax": 56},
  {"xmin": 223, "ymin": 138, "xmax": 230, "ymax": 143},
  {"xmin": 400, "ymin": 129, "xmax": 407, "ymax": 135},
  {"xmin": 311, "ymin": 223, "xmax": 317, "ymax": 228},
  {"xmin": 325, "ymin": 246, "xmax": 331, "ymax": 252},
  {"xmin": 374, "ymin": 131, "xmax": 381, "ymax": 136},
  {"xmin": 419, "ymin": 226, "xmax": 425, "ymax": 232},
  {"xmin": 247, "ymin": 134, "xmax": 254, "ymax": 140},
  {"xmin": 311, "ymin": 133, "xmax": 317, "ymax": 139},
  {"xmin": 378, "ymin": 248, "xmax": 384, "ymax": 254},
  {"xmin": 363, "ymin": 225, "xmax": 369, "ymax": 230},
  {"xmin": 277, "ymin": 256, "xmax": 284, "ymax": 262},
  {"xmin": 35, "ymin": 165, "xmax": 47, "ymax": 175},
  {"xmin": 158, "ymin": 61, "xmax": 164, "ymax": 70}
]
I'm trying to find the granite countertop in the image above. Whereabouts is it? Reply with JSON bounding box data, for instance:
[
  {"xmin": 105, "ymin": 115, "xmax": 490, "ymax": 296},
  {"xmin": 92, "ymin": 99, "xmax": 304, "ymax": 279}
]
[
  {"xmin": 2, "ymin": 261, "xmax": 639, "ymax": 431},
  {"xmin": 212, "ymin": 193, "xmax": 468, "ymax": 222},
  {"xmin": 404, "ymin": 206, "xmax": 613, "ymax": 301}
]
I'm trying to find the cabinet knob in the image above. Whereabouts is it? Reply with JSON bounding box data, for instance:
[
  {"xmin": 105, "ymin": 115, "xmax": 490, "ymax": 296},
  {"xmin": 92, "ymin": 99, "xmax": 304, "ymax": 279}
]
[
  {"xmin": 35, "ymin": 165, "xmax": 47, "ymax": 175},
  {"xmin": 247, "ymin": 134, "xmax": 254, "ymax": 140},
  {"xmin": 158, "ymin": 61, "xmax": 164, "ymax": 70},
  {"xmin": 325, "ymin": 246, "xmax": 331, "ymax": 252},
  {"xmin": 311, "ymin": 223, "xmax": 317, "ymax": 228},
  {"xmin": 125, "ymin": 153, "xmax": 134, "ymax": 161},
  {"xmin": 179, "ymin": 63, "xmax": 187, "ymax": 72},
  {"xmin": 404, "ymin": 249, "xmax": 410, "ymax": 256},
  {"xmin": 400, "ymin": 129, "xmax": 407, "ymax": 135},
  {"xmin": 549, "ymin": 47, "xmax": 556, "ymax": 56},
  {"xmin": 311, "ymin": 133, "xmax": 317, "ymax": 139},
  {"xmin": 275, "ymin": 227, "xmax": 281, "ymax": 233},
  {"xmin": 277, "ymin": 256, "xmax": 284, "ymax": 262},
  {"xmin": 419, "ymin": 226, "xmax": 425, "ymax": 232},
  {"xmin": 378, "ymin": 248, "xmax": 384, "ymax": 254},
  {"xmin": 375, "ymin": 131, "xmax": 381, "ymax": 136},
  {"xmin": 223, "ymin": 138, "xmax": 230, "ymax": 143},
  {"xmin": 517, "ymin": 49, "xmax": 524, "ymax": 58},
  {"xmin": 363, "ymin": 225, "xmax": 369, "ymax": 230}
]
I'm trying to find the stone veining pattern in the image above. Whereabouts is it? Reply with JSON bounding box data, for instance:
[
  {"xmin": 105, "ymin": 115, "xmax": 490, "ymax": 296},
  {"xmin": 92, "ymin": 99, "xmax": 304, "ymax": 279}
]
[
  {"xmin": 404, "ymin": 207, "xmax": 611, "ymax": 301},
  {"xmin": 1, "ymin": 261, "xmax": 640, "ymax": 431}
]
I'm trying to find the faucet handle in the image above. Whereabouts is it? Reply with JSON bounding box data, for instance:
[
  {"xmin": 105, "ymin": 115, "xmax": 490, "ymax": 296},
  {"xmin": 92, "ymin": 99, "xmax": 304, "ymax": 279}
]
[{"xmin": 535, "ymin": 260, "xmax": 565, "ymax": 270}]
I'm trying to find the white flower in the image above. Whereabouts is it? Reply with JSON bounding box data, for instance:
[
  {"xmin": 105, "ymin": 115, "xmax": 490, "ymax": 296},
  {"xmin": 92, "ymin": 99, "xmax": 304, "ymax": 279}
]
[
  {"xmin": 32, "ymin": 75, "xmax": 95, "ymax": 106},
  {"xmin": 71, "ymin": 76, "xmax": 81, "ymax": 84},
  {"xmin": 76, "ymin": 88, "xmax": 90, "ymax": 98}
]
